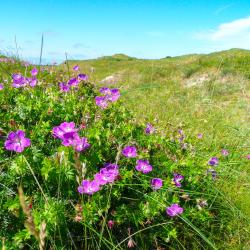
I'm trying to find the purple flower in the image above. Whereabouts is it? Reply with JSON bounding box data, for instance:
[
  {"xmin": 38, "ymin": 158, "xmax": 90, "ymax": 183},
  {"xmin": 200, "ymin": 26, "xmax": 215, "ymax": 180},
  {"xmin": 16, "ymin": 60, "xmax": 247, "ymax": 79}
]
[
  {"xmin": 68, "ymin": 77, "xmax": 79, "ymax": 86},
  {"xmin": 27, "ymin": 77, "xmax": 37, "ymax": 87},
  {"xmin": 96, "ymin": 87, "xmax": 120, "ymax": 108},
  {"xmin": 62, "ymin": 133, "xmax": 90, "ymax": 152},
  {"xmin": 145, "ymin": 123, "xmax": 154, "ymax": 134},
  {"xmin": 108, "ymin": 220, "xmax": 114, "ymax": 229},
  {"xmin": 12, "ymin": 73, "xmax": 26, "ymax": 88},
  {"xmin": 74, "ymin": 136, "xmax": 90, "ymax": 152},
  {"xmin": 207, "ymin": 168, "xmax": 217, "ymax": 180},
  {"xmin": 247, "ymin": 155, "xmax": 250, "ymax": 160},
  {"xmin": 59, "ymin": 82, "xmax": 70, "ymax": 92},
  {"xmin": 95, "ymin": 96, "xmax": 108, "ymax": 109},
  {"xmin": 78, "ymin": 73, "xmax": 88, "ymax": 81},
  {"xmin": 172, "ymin": 173, "xmax": 184, "ymax": 187},
  {"xmin": 73, "ymin": 65, "xmax": 79, "ymax": 71},
  {"xmin": 100, "ymin": 87, "xmax": 111, "ymax": 95},
  {"xmin": 4, "ymin": 130, "xmax": 31, "ymax": 153},
  {"xmin": 197, "ymin": 133, "xmax": 203, "ymax": 139},
  {"xmin": 31, "ymin": 68, "xmax": 38, "ymax": 76},
  {"xmin": 135, "ymin": 159, "xmax": 153, "ymax": 174},
  {"xmin": 151, "ymin": 178, "xmax": 163, "ymax": 190},
  {"xmin": 78, "ymin": 180, "xmax": 100, "ymax": 195},
  {"xmin": 52, "ymin": 122, "xmax": 77, "ymax": 140},
  {"xmin": 208, "ymin": 157, "xmax": 219, "ymax": 166},
  {"xmin": 52, "ymin": 122, "xmax": 90, "ymax": 152},
  {"xmin": 107, "ymin": 88, "xmax": 120, "ymax": 102},
  {"xmin": 166, "ymin": 204, "xmax": 184, "ymax": 217},
  {"xmin": 122, "ymin": 146, "xmax": 137, "ymax": 158},
  {"xmin": 0, "ymin": 84, "xmax": 4, "ymax": 90},
  {"xmin": 221, "ymin": 149, "xmax": 229, "ymax": 156},
  {"xmin": 94, "ymin": 163, "xmax": 119, "ymax": 185}
]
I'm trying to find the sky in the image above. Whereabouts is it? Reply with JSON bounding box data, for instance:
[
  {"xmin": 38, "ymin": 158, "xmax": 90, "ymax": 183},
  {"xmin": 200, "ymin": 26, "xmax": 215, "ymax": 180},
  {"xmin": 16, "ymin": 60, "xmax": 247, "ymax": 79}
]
[{"xmin": 0, "ymin": 0, "xmax": 250, "ymax": 63}]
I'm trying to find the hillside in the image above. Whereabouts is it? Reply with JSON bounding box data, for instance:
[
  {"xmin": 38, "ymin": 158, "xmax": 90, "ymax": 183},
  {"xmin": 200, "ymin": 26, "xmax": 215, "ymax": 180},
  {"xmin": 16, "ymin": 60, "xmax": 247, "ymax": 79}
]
[
  {"xmin": 0, "ymin": 49, "xmax": 249, "ymax": 249},
  {"xmin": 62, "ymin": 48, "xmax": 250, "ymax": 239}
]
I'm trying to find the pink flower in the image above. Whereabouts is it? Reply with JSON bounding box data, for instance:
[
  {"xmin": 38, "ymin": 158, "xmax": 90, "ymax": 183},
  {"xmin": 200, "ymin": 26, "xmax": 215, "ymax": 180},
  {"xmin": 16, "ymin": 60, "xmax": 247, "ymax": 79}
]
[
  {"xmin": 135, "ymin": 160, "xmax": 153, "ymax": 174},
  {"xmin": 197, "ymin": 133, "xmax": 203, "ymax": 139},
  {"xmin": 4, "ymin": 130, "xmax": 31, "ymax": 153},
  {"xmin": 78, "ymin": 180, "xmax": 100, "ymax": 195},
  {"xmin": 151, "ymin": 178, "xmax": 163, "ymax": 190},
  {"xmin": 122, "ymin": 146, "xmax": 137, "ymax": 158},
  {"xmin": 166, "ymin": 204, "xmax": 184, "ymax": 217},
  {"xmin": 108, "ymin": 220, "xmax": 114, "ymax": 229},
  {"xmin": 31, "ymin": 68, "xmax": 38, "ymax": 76},
  {"xmin": 221, "ymin": 149, "xmax": 229, "ymax": 156},
  {"xmin": 73, "ymin": 65, "xmax": 79, "ymax": 71}
]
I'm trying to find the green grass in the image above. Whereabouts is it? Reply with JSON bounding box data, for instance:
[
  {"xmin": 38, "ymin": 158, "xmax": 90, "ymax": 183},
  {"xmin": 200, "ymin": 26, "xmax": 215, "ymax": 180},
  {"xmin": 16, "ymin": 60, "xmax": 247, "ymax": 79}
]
[{"xmin": 61, "ymin": 48, "xmax": 250, "ymax": 249}]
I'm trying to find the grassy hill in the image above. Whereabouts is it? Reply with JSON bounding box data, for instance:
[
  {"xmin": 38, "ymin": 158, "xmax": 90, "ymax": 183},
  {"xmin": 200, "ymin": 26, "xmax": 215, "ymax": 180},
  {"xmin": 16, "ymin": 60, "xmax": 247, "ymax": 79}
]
[
  {"xmin": 0, "ymin": 49, "xmax": 249, "ymax": 248},
  {"xmin": 60, "ymin": 49, "xmax": 250, "ymax": 247}
]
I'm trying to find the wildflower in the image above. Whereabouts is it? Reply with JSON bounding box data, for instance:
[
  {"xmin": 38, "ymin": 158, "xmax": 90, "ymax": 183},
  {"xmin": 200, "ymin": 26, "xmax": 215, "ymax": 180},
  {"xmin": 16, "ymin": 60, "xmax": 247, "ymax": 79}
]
[
  {"xmin": 100, "ymin": 87, "xmax": 111, "ymax": 95},
  {"xmin": 78, "ymin": 73, "xmax": 88, "ymax": 81},
  {"xmin": 96, "ymin": 87, "xmax": 120, "ymax": 108},
  {"xmin": 78, "ymin": 180, "xmax": 100, "ymax": 195},
  {"xmin": 207, "ymin": 168, "xmax": 217, "ymax": 180},
  {"xmin": 27, "ymin": 77, "xmax": 37, "ymax": 87},
  {"xmin": 95, "ymin": 164, "xmax": 119, "ymax": 185},
  {"xmin": 68, "ymin": 77, "xmax": 79, "ymax": 86},
  {"xmin": 73, "ymin": 136, "xmax": 90, "ymax": 152},
  {"xmin": 4, "ymin": 130, "xmax": 31, "ymax": 153},
  {"xmin": 122, "ymin": 146, "xmax": 137, "ymax": 158},
  {"xmin": 247, "ymin": 155, "xmax": 250, "ymax": 160},
  {"xmin": 52, "ymin": 122, "xmax": 77, "ymax": 140},
  {"xmin": 196, "ymin": 199, "xmax": 208, "ymax": 210},
  {"xmin": 31, "ymin": 68, "xmax": 38, "ymax": 76},
  {"xmin": 59, "ymin": 82, "xmax": 70, "ymax": 92},
  {"xmin": 151, "ymin": 178, "xmax": 163, "ymax": 190},
  {"xmin": 208, "ymin": 157, "xmax": 219, "ymax": 166},
  {"xmin": 73, "ymin": 65, "xmax": 79, "ymax": 71},
  {"xmin": 0, "ymin": 83, "xmax": 4, "ymax": 90},
  {"xmin": 181, "ymin": 193, "xmax": 190, "ymax": 201},
  {"xmin": 197, "ymin": 133, "xmax": 203, "ymax": 139},
  {"xmin": 74, "ymin": 215, "xmax": 82, "ymax": 222},
  {"xmin": 127, "ymin": 228, "xmax": 136, "ymax": 248},
  {"xmin": 221, "ymin": 149, "xmax": 229, "ymax": 156},
  {"xmin": 172, "ymin": 173, "xmax": 184, "ymax": 187},
  {"xmin": 107, "ymin": 88, "xmax": 120, "ymax": 102},
  {"xmin": 166, "ymin": 204, "xmax": 184, "ymax": 217},
  {"xmin": 127, "ymin": 238, "xmax": 136, "ymax": 248},
  {"xmin": 145, "ymin": 123, "xmax": 154, "ymax": 134},
  {"xmin": 135, "ymin": 159, "xmax": 153, "ymax": 174},
  {"xmin": 95, "ymin": 96, "xmax": 108, "ymax": 109},
  {"xmin": 12, "ymin": 73, "xmax": 25, "ymax": 88},
  {"xmin": 108, "ymin": 220, "xmax": 114, "ymax": 229}
]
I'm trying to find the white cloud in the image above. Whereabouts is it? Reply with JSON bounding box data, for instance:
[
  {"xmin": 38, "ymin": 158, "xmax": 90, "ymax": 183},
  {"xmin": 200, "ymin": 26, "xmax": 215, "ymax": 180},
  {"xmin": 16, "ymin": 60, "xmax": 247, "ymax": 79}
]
[{"xmin": 194, "ymin": 16, "xmax": 250, "ymax": 49}]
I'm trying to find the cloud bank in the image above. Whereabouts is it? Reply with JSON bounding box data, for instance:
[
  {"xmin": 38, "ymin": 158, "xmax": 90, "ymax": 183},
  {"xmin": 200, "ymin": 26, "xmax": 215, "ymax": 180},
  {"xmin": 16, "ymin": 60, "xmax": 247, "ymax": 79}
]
[{"xmin": 194, "ymin": 16, "xmax": 250, "ymax": 49}]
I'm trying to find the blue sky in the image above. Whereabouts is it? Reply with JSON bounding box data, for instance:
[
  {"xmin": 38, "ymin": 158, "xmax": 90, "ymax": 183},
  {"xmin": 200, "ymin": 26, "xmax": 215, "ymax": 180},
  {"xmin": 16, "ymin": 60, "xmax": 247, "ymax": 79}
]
[{"xmin": 0, "ymin": 0, "xmax": 250, "ymax": 63}]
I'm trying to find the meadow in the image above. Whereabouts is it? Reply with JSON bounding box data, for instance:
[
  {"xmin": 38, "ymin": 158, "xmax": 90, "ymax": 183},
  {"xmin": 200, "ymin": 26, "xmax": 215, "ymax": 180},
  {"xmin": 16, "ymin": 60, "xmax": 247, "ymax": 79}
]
[{"xmin": 0, "ymin": 49, "xmax": 249, "ymax": 249}]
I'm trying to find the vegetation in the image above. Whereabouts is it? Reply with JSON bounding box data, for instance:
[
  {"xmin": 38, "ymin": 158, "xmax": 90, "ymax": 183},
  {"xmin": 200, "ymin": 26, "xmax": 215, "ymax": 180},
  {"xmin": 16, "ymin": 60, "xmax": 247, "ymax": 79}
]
[{"xmin": 0, "ymin": 49, "xmax": 249, "ymax": 249}]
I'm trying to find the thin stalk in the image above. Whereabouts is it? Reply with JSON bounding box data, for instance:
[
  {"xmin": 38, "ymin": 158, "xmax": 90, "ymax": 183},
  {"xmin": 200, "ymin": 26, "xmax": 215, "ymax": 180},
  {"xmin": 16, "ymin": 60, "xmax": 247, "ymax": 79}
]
[
  {"xmin": 39, "ymin": 34, "xmax": 44, "ymax": 66},
  {"xmin": 23, "ymin": 156, "xmax": 47, "ymax": 202}
]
